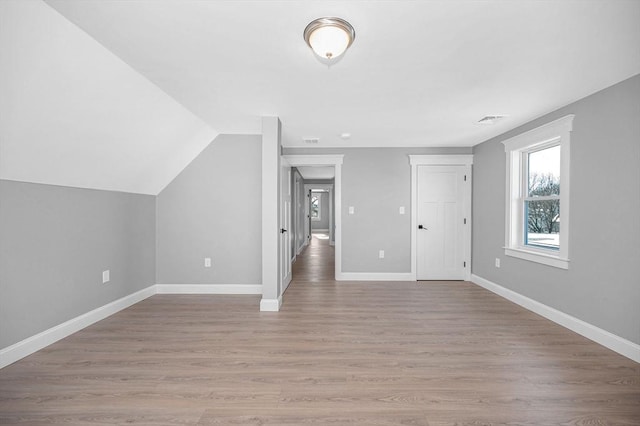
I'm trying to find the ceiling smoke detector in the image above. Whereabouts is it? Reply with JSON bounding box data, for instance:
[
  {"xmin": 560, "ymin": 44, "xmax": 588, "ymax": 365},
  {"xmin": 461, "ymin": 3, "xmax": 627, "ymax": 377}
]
[{"xmin": 477, "ymin": 115, "xmax": 506, "ymax": 125}]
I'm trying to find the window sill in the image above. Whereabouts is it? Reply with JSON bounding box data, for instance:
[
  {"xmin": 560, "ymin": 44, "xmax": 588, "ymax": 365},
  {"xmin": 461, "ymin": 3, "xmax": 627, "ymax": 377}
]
[{"xmin": 504, "ymin": 247, "xmax": 569, "ymax": 270}]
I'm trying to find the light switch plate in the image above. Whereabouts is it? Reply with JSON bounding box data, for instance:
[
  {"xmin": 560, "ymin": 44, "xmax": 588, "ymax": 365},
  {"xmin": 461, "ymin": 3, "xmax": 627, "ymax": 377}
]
[
  {"xmin": 102, "ymin": 270, "xmax": 110, "ymax": 284},
  {"xmin": 349, "ymin": 206, "xmax": 355, "ymax": 215},
  {"xmin": 204, "ymin": 258, "xmax": 212, "ymax": 268},
  {"xmin": 399, "ymin": 206, "xmax": 405, "ymax": 214}
]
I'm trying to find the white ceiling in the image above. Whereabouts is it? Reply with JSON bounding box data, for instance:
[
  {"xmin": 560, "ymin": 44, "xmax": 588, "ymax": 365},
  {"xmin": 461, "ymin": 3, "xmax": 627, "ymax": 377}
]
[
  {"xmin": 297, "ymin": 167, "xmax": 335, "ymax": 180},
  {"xmin": 2, "ymin": 1, "xmax": 639, "ymax": 195},
  {"xmin": 0, "ymin": 0, "xmax": 217, "ymax": 195},
  {"xmin": 44, "ymin": 0, "xmax": 640, "ymax": 149}
]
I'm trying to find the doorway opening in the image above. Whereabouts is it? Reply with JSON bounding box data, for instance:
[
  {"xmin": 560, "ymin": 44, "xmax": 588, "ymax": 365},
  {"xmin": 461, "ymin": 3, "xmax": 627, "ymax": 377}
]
[
  {"xmin": 282, "ymin": 155, "xmax": 343, "ymax": 282},
  {"xmin": 305, "ymin": 185, "xmax": 334, "ymax": 247},
  {"xmin": 293, "ymin": 185, "xmax": 335, "ymax": 281}
]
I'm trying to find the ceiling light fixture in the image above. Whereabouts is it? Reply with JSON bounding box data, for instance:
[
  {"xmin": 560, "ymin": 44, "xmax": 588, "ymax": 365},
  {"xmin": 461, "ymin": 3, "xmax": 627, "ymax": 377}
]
[{"xmin": 304, "ymin": 17, "xmax": 355, "ymax": 60}]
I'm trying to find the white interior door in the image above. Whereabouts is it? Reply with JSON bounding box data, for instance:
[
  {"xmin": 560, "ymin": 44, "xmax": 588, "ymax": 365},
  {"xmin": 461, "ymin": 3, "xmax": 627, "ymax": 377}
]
[
  {"xmin": 280, "ymin": 166, "xmax": 292, "ymax": 291},
  {"xmin": 417, "ymin": 165, "xmax": 467, "ymax": 280}
]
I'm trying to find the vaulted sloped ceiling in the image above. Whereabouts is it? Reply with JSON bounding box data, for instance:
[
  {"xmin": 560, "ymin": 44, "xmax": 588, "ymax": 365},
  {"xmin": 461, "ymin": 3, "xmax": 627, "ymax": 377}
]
[
  {"xmin": 2, "ymin": 1, "xmax": 639, "ymax": 194},
  {"xmin": 0, "ymin": 0, "xmax": 218, "ymax": 195},
  {"xmin": 44, "ymin": 0, "xmax": 640, "ymax": 148}
]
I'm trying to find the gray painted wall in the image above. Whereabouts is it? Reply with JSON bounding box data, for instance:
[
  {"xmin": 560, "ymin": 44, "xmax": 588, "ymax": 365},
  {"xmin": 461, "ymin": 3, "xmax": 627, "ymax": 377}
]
[
  {"xmin": 156, "ymin": 134, "xmax": 262, "ymax": 285},
  {"xmin": 341, "ymin": 149, "xmax": 411, "ymax": 273},
  {"xmin": 311, "ymin": 191, "xmax": 330, "ymax": 230},
  {"xmin": 284, "ymin": 147, "xmax": 472, "ymax": 273},
  {"xmin": 472, "ymin": 74, "xmax": 640, "ymax": 344},
  {"xmin": 0, "ymin": 180, "xmax": 155, "ymax": 348}
]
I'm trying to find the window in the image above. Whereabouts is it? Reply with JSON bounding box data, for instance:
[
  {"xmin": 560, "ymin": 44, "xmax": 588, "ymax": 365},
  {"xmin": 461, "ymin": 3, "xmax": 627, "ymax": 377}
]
[
  {"xmin": 311, "ymin": 193, "xmax": 321, "ymax": 221},
  {"xmin": 503, "ymin": 115, "xmax": 573, "ymax": 269},
  {"xmin": 525, "ymin": 145, "xmax": 560, "ymax": 250}
]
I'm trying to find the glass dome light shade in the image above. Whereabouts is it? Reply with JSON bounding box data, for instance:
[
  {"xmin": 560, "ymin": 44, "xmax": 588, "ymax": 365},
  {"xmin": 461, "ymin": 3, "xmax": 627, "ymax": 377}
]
[
  {"xmin": 304, "ymin": 18, "xmax": 355, "ymax": 60},
  {"xmin": 309, "ymin": 25, "xmax": 350, "ymax": 59}
]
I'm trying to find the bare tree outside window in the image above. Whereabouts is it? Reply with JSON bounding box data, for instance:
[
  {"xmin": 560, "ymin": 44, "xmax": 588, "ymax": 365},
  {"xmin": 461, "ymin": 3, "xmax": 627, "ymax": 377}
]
[
  {"xmin": 525, "ymin": 145, "xmax": 560, "ymax": 249},
  {"xmin": 311, "ymin": 195, "xmax": 320, "ymax": 220},
  {"xmin": 527, "ymin": 173, "xmax": 560, "ymax": 233}
]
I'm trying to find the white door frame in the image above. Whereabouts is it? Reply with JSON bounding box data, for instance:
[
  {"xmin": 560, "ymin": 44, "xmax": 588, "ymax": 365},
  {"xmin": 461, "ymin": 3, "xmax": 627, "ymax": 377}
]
[
  {"xmin": 409, "ymin": 155, "xmax": 473, "ymax": 281},
  {"xmin": 283, "ymin": 155, "xmax": 344, "ymax": 279},
  {"xmin": 281, "ymin": 157, "xmax": 292, "ymax": 293},
  {"xmin": 293, "ymin": 171, "xmax": 305, "ymax": 259}
]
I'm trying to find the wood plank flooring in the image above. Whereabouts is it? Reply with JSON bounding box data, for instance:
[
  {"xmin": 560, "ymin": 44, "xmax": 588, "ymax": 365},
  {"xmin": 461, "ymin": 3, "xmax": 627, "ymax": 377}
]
[
  {"xmin": 292, "ymin": 231, "xmax": 335, "ymax": 281},
  {"xmin": 1, "ymin": 233, "xmax": 638, "ymax": 424}
]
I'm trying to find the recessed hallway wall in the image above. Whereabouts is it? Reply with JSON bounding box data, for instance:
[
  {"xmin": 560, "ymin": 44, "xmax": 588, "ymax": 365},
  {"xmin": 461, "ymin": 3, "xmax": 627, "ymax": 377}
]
[{"xmin": 283, "ymin": 147, "xmax": 472, "ymax": 274}]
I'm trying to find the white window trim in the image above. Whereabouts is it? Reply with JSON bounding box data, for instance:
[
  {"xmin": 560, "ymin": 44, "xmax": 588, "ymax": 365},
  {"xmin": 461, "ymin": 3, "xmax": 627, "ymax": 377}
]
[{"xmin": 502, "ymin": 115, "xmax": 574, "ymax": 269}]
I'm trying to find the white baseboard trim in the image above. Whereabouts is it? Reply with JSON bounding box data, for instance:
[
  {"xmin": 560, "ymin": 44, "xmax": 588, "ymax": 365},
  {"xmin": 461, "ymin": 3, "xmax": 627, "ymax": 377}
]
[
  {"xmin": 0, "ymin": 285, "xmax": 156, "ymax": 369},
  {"xmin": 282, "ymin": 275, "xmax": 292, "ymax": 293},
  {"xmin": 260, "ymin": 296, "xmax": 282, "ymax": 312},
  {"xmin": 336, "ymin": 272, "xmax": 414, "ymax": 281},
  {"xmin": 297, "ymin": 243, "xmax": 306, "ymax": 255},
  {"xmin": 471, "ymin": 274, "xmax": 640, "ymax": 363},
  {"xmin": 0, "ymin": 283, "xmax": 267, "ymax": 369},
  {"xmin": 155, "ymin": 284, "xmax": 262, "ymax": 295}
]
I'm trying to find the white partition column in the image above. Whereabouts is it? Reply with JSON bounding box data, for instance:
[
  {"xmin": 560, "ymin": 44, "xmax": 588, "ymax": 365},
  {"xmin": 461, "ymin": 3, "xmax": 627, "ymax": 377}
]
[{"xmin": 261, "ymin": 116, "xmax": 282, "ymax": 311}]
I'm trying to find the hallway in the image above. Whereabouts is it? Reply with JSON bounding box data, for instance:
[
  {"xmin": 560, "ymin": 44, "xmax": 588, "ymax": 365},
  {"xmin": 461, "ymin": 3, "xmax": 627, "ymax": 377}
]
[{"xmin": 291, "ymin": 232, "xmax": 335, "ymax": 282}]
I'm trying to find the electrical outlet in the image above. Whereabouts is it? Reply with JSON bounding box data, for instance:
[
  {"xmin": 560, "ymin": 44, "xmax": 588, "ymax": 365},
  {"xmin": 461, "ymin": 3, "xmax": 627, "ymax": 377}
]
[
  {"xmin": 379, "ymin": 250, "xmax": 385, "ymax": 259},
  {"xmin": 204, "ymin": 258, "xmax": 212, "ymax": 268},
  {"xmin": 495, "ymin": 258, "xmax": 501, "ymax": 268},
  {"xmin": 102, "ymin": 270, "xmax": 110, "ymax": 284},
  {"xmin": 348, "ymin": 206, "xmax": 355, "ymax": 215}
]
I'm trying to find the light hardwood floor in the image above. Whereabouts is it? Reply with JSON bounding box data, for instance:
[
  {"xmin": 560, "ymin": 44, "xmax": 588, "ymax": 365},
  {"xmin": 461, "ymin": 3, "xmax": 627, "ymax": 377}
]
[{"xmin": 1, "ymin": 234, "xmax": 638, "ymax": 424}]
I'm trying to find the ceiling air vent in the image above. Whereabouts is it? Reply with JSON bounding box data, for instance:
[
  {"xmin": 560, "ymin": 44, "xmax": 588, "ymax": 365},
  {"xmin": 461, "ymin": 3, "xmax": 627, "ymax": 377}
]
[
  {"xmin": 303, "ymin": 138, "xmax": 320, "ymax": 144},
  {"xmin": 477, "ymin": 115, "xmax": 506, "ymax": 125}
]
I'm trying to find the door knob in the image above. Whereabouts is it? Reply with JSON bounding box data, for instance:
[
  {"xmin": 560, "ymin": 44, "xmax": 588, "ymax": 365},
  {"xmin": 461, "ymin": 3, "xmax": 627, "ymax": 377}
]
[
  {"xmin": 280, "ymin": 228, "xmax": 288, "ymax": 233},
  {"xmin": 418, "ymin": 225, "xmax": 428, "ymax": 230}
]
